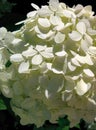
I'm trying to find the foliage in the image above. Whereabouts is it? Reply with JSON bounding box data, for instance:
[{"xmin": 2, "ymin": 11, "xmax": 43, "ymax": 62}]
[{"xmin": 0, "ymin": 95, "xmax": 7, "ymax": 110}]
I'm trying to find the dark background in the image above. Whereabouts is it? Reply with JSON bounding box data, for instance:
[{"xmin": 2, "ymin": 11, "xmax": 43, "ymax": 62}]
[
  {"xmin": 8, "ymin": 0, "xmax": 96, "ymax": 15},
  {"xmin": 0, "ymin": 0, "xmax": 96, "ymax": 31}
]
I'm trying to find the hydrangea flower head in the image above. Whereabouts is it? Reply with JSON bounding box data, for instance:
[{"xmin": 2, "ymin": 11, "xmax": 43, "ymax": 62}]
[{"xmin": 0, "ymin": 0, "xmax": 96, "ymax": 127}]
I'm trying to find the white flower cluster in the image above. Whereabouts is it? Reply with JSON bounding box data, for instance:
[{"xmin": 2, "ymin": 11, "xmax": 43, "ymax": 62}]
[{"xmin": 0, "ymin": 0, "xmax": 96, "ymax": 127}]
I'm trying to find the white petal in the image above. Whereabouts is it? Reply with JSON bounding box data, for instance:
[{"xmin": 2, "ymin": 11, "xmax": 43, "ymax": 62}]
[
  {"xmin": 76, "ymin": 54, "xmax": 93, "ymax": 65},
  {"xmin": 37, "ymin": 33, "xmax": 47, "ymax": 39},
  {"xmin": 10, "ymin": 54, "xmax": 24, "ymax": 62},
  {"xmin": 41, "ymin": 52, "xmax": 54, "ymax": 59},
  {"xmin": 76, "ymin": 9, "xmax": 85, "ymax": 17},
  {"xmin": 0, "ymin": 27, "xmax": 7, "ymax": 40},
  {"xmin": 38, "ymin": 6, "xmax": 52, "ymax": 17},
  {"xmin": 45, "ymin": 47, "xmax": 53, "ymax": 53},
  {"xmin": 84, "ymin": 5, "xmax": 93, "ymax": 12},
  {"xmin": 54, "ymin": 32, "xmax": 65, "ymax": 43},
  {"xmin": 27, "ymin": 11, "xmax": 37, "ymax": 18},
  {"xmin": 45, "ymin": 89, "xmax": 50, "ymax": 98},
  {"xmin": 64, "ymin": 23, "xmax": 73, "ymax": 29},
  {"xmin": 50, "ymin": 15, "xmax": 62, "ymax": 25},
  {"xmin": 46, "ymin": 30, "xmax": 55, "ymax": 38},
  {"xmin": 4, "ymin": 32, "xmax": 14, "ymax": 44},
  {"xmin": 88, "ymin": 46, "xmax": 96, "ymax": 56},
  {"xmin": 37, "ymin": 30, "xmax": 55, "ymax": 39},
  {"xmin": 80, "ymin": 19, "xmax": 90, "ymax": 28},
  {"xmin": 18, "ymin": 61, "xmax": 30, "ymax": 73},
  {"xmin": 74, "ymin": 4, "xmax": 83, "ymax": 12},
  {"xmin": 87, "ymin": 28, "xmax": 96, "ymax": 35},
  {"xmin": 69, "ymin": 31, "xmax": 82, "ymax": 41},
  {"xmin": 81, "ymin": 39, "xmax": 90, "ymax": 52},
  {"xmin": 75, "ymin": 79, "xmax": 91, "ymax": 96},
  {"xmin": 71, "ymin": 58, "xmax": 81, "ymax": 66},
  {"xmin": 83, "ymin": 69, "xmax": 94, "ymax": 77},
  {"xmin": 70, "ymin": 50, "xmax": 77, "ymax": 56},
  {"xmin": 85, "ymin": 34, "xmax": 93, "ymax": 45},
  {"xmin": 63, "ymin": 10, "xmax": 76, "ymax": 18},
  {"xmin": 34, "ymin": 26, "xmax": 41, "ymax": 34},
  {"xmin": 22, "ymin": 46, "xmax": 37, "ymax": 58},
  {"xmin": 36, "ymin": 45, "xmax": 46, "ymax": 51},
  {"xmin": 32, "ymin": 54, "xmax": 43, "ymax": 65},
  {"xmin": 55, "ymin": 50, "xmax": 67, "ymax": 57},
  {"xmin": 52, "ymin": 68, "xmax": 63, "ymax": 74},
  {"xmin": 54, "ymin": 23, "xmax": 64, "ymax": 31},
  {"xmin": 38, "ymin": 18, "xmax": 51, "ymax": 28},
  {"xmin": 49, "ymin": 0, "xmax": 59, "ymax": 11},
  {"xmin": 76, "ymin": 22, "xmax": 86, "ymax": 34},
  {"xmin": 31, "ymin": 3, "xmax": 39, "ymax": 10},
  {"xmin": 75, "ymin": 55, "xmax": 86, "ymax": 64},
  {"xmin": 68, "ymin": 62, "xmax": 76, "ymax": 71},
  {"xmin": 85, "ymin": 54, "xmax": 93, "ymax": 65},
  {"xmin": 15, "ymin": 20, "xmax": 27, "ymax": 25},
  {"xmin": 46, "ymin": 63, "xmax": 52, "ymax": 70},
  {"xmin": 12, "ymin": 38, "xmax": 22, "ymax": 45},
  {"xmin": 62, "ymin": 90, "xmax": 72, "ymax": 101},
  {"xmin": 71, "ymin": 75, "xmax": 80, "ymax": 80}
]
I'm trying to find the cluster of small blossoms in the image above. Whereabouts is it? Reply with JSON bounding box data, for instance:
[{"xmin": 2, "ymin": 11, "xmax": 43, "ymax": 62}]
[{"xmin": 0, "ymin": 0, "xmax": 96, "ymax": 127}]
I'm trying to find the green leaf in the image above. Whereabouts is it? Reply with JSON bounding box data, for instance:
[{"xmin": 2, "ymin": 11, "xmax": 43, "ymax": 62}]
[
  {"xmin": 5, "ymin": 60, "xmax": 12, "ymax": 68},
  {"xmin": 62, "ymin": 126, "xmax": 69, "ymax": 130},
  {"xmin": 0, "ymin": 97, "xmax": 7, "ymax": 110},
  {"xmin": 58, "ymin": 116, "xmax": 70, "ymax": 127},
  {"xmin": 75, "ymin": 124, "xmax": 80, "ymax": 129},
  {"xmin": 33, "ymin": 125, "xmax": 45, "ymax": 130},
  {"xmin": 56, "ymin": 127, "xmax": 62, "ymax": 130}
]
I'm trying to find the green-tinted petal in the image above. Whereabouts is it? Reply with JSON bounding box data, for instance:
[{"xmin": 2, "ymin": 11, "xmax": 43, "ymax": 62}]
[
  {"xmin": 75, "ymin": 79, "xmax": 91, "ymax": 96},
  {"xmin": 54, "ymin": 32, "xmax": 65, "ymax": 43}
]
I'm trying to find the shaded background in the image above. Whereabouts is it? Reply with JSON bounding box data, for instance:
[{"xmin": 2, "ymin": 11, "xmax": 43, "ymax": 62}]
[
  {"xmin": 8, "ymin": 0, "xmax": 96, "ymax": 15},
  {"xmin": 0, "ymin": 0, "xmax": 96, "ymax": 31}
]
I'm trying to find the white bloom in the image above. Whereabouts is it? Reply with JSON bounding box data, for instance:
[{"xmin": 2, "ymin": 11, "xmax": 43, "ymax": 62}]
[
  {"xmin": 0, "ymin": 27, "xmax": 7, "ymax": 40},
  {"xmin": 0, "ymin": 0, "xmax": 96, "ymax": 128},
  {"xmin": 38, "ymin": 18, "xmax": 51, "ymax": 28},
  {"xmin": 49, "ymin": 0, "xmax": 59, "ymax": 11},
  {"xmin": 18, "ymin": 61, "xmax": 30, "ymax": 73},
  {"xmin": 75, "ymin": 79, "xmax": 91, "ymax": 96},
  {"xmin": 10, "ymin": 54, "xmax": 24, "ymax": 63},
  {"xmin": 69, "ymin": 21, "xmax": 93, "ymax": 52},
  {"xmin": 54, "ymin": 32, "xmax": 65, "ymax": 43}
]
